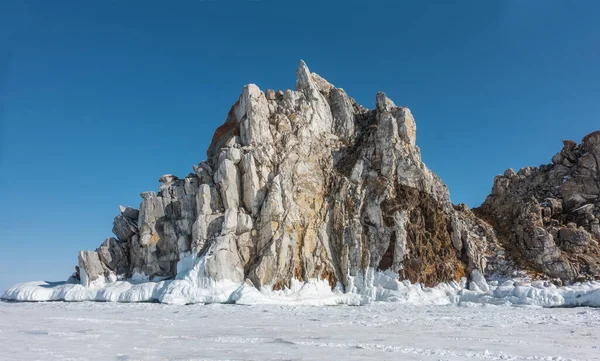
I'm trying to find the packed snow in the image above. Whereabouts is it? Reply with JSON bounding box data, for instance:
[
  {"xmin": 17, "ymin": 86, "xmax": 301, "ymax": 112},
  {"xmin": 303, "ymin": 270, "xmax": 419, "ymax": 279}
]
[{"xmin": 1, "ymin": 300, "xmax": 599, "ymax": 360}]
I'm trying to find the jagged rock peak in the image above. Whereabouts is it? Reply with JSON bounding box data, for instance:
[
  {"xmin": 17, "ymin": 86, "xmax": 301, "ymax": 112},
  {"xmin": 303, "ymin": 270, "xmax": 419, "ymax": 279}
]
[
  {"xmin": 295, "ymin": 59, "xmax": 313, "ymax": 90},
  {"xmin": 376, "ymin": 91, "xmax": 396, "ymax": 111},
  {"xmin": 295, "ymin": 60, "xmax": 334, "ymax": 94},
  {"xmin": 74, "ymin": 61, "xmax": 514, "ymax": 291},
  {"xmin": 475, "ymin": 130, "xmax": 600, "ymax": 282}
]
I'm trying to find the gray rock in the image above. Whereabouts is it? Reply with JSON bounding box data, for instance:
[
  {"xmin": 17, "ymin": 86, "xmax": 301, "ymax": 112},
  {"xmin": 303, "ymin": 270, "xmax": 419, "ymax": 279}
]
[
  {"xmin": 204, "ymin": 235, "xmax": 244, "ymax": 283},
  {"xmin": 119, "ymin": 205, "xmax": 139, "ymax": 220},
  {"xmin": 112, "ymin": 213, "xmax": 138, "ymax": 242},
  {"xmin": 236, "ymin": 213, "xmax": 253, "ymax": 235},
  {"xmin": 329, "ymin": 88, "xmax": 355, "ymax": 143},
  {"xmin": 159, "ymin": 174, "xmax": 179, "ymax": 183},
  {"xmin": 221, "ymin": 208, "xmax": 237, "ymax": 235},
  {"xmin": 78, "ymin": 251, "xmax": 107, "ymax": 287},
  {"xmin": 214, "ymin": 159, "xmax": 241, "ymax": 210},
  {"xmin": 504, "ymin": 168, "xmax": 516, "ymax": 177},
  {"xmin": 96, "ymin": 237, "xmax": 128, "ymax": 276}
]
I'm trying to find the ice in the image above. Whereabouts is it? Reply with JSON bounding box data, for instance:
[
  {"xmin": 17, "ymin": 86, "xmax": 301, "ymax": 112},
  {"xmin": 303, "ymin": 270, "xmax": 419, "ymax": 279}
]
[
  {"xmin": 157, "ymin": 279, "xmax": 242, "ymax": 305},
  {"xmin": 468, "ymin": 269, "xmax": 490, "ymax": 292},
  {"xmin": 458, "ymin": 280, "xmax": 600, "ymax": 307},
  {"xmin": 3, "ymin": 261, "xmax": 600, "ymax": 308},
  {"xmin": 231, "ymin": 279, "xmax": 363, "ymax": 306}
]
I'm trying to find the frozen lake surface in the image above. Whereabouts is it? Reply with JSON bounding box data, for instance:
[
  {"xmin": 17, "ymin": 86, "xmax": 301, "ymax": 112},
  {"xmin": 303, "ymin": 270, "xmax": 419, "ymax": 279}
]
[{"xmin": 1, "ymin": 301, "xmax": 599, "ymax": 361}]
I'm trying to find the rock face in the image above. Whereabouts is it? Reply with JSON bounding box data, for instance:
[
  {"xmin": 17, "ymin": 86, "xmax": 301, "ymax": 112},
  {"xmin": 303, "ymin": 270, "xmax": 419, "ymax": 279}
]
[
  {"xmin": 475, "ymin": 131, "xmax": 600, "ymax": 281},
  {"xmin": 77, "ymin": 61, "xmax": 598, "ymax": 291}
]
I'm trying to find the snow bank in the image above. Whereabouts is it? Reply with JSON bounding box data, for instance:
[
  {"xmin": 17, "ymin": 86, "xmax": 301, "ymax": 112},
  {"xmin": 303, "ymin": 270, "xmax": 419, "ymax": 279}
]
[
  {"xmin": 230, "ymin": 279, "xmax": 363, "ymax": 306},
  {"xmin": 1, "ymin": 281, "xmax": 167, "ymax": 303},
  {"xmin": 4, "ymin": 263, "xmax": 600, "ymax": 307},
  {"xmin": 458, "ymin": 279, "xmax": 600, "ymax": 307}
]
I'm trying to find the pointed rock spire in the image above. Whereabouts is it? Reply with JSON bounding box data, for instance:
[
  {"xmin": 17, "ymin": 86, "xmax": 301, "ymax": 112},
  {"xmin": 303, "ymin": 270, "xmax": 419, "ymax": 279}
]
[
  {"xmin": 376, "ymin": 92, "xmax": 396, "ymax": 112},
  {"xmin": 295, "ymin": 59, "xmax": 314, "ymax": 91},
  {"xmin": 295, "ymin": 60, "xmax": 335, "ymax": 94}
]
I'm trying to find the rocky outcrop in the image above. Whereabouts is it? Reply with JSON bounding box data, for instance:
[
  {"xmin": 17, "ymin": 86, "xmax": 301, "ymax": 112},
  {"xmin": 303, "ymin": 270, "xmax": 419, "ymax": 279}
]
[
  {"xmin": 76, "ymin": 61, "xmax": 521, "ymax": 290},
  {"xmin": 475, "ymin": 131, "xmax": 600, "ymax": 282}
]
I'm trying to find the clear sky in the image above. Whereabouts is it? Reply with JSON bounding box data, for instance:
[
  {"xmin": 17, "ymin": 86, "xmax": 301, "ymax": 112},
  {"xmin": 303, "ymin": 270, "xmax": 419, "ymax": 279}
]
[{"xmin": 1, "ymin": 0, "xmax": 599, "ymax": 292}]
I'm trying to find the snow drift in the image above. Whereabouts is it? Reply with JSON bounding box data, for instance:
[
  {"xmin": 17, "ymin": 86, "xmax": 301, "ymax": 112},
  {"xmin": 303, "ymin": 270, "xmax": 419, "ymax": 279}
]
[
  {"xmin": 5, "ymin": 247, "xmax": 600, "ymax": 307},
  {"xmin": 4, "ymin": 265, "xmax": 600, "ymax": 308}
]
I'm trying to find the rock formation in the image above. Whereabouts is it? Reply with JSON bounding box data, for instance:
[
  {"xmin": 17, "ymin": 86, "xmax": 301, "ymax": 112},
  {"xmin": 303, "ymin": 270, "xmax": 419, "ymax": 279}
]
[
  {"xmin": 73, "ymin": 61, "xmax": 516, "ymax": 290},
  {"xmin": 475, "ymin": 131, "xmax": 600, "ymax": 282},
  {"xmin": 73, "ymin": 61, "xmax": 598, "ymax": 292}
]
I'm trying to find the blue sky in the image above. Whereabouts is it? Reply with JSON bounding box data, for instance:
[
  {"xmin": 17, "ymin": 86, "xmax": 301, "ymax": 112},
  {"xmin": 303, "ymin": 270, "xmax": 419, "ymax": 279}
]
[{"xmin": 1, "ymin": 0, "xmax": 599, "ymax": 292}]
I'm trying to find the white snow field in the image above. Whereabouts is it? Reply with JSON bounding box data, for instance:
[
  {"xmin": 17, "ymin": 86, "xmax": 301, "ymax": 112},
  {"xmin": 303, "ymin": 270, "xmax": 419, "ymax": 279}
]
[
  {"xmin": 3, "ymin": 266, "xmax": 600, "ymax": 360},
  {"xmin": 1, "ymin": 300, "xmax": 599, "ymax": 361}
]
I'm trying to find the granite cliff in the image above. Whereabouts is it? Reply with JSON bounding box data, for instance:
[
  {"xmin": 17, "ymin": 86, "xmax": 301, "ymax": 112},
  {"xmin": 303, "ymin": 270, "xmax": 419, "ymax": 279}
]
[
  {"xmin": 73, "ymin": 61, "xmax": 599, "ymax": 293},
  {"xmin": 73, "ymin": 61, "xmax": 514, "ymax": 291}
]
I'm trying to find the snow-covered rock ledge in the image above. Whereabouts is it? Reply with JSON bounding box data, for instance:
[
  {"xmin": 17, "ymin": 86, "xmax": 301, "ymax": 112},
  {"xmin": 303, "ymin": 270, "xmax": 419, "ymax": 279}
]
[{"xmin": 4, "ymin": 269, "xmax": 600, "ymax": 307}]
